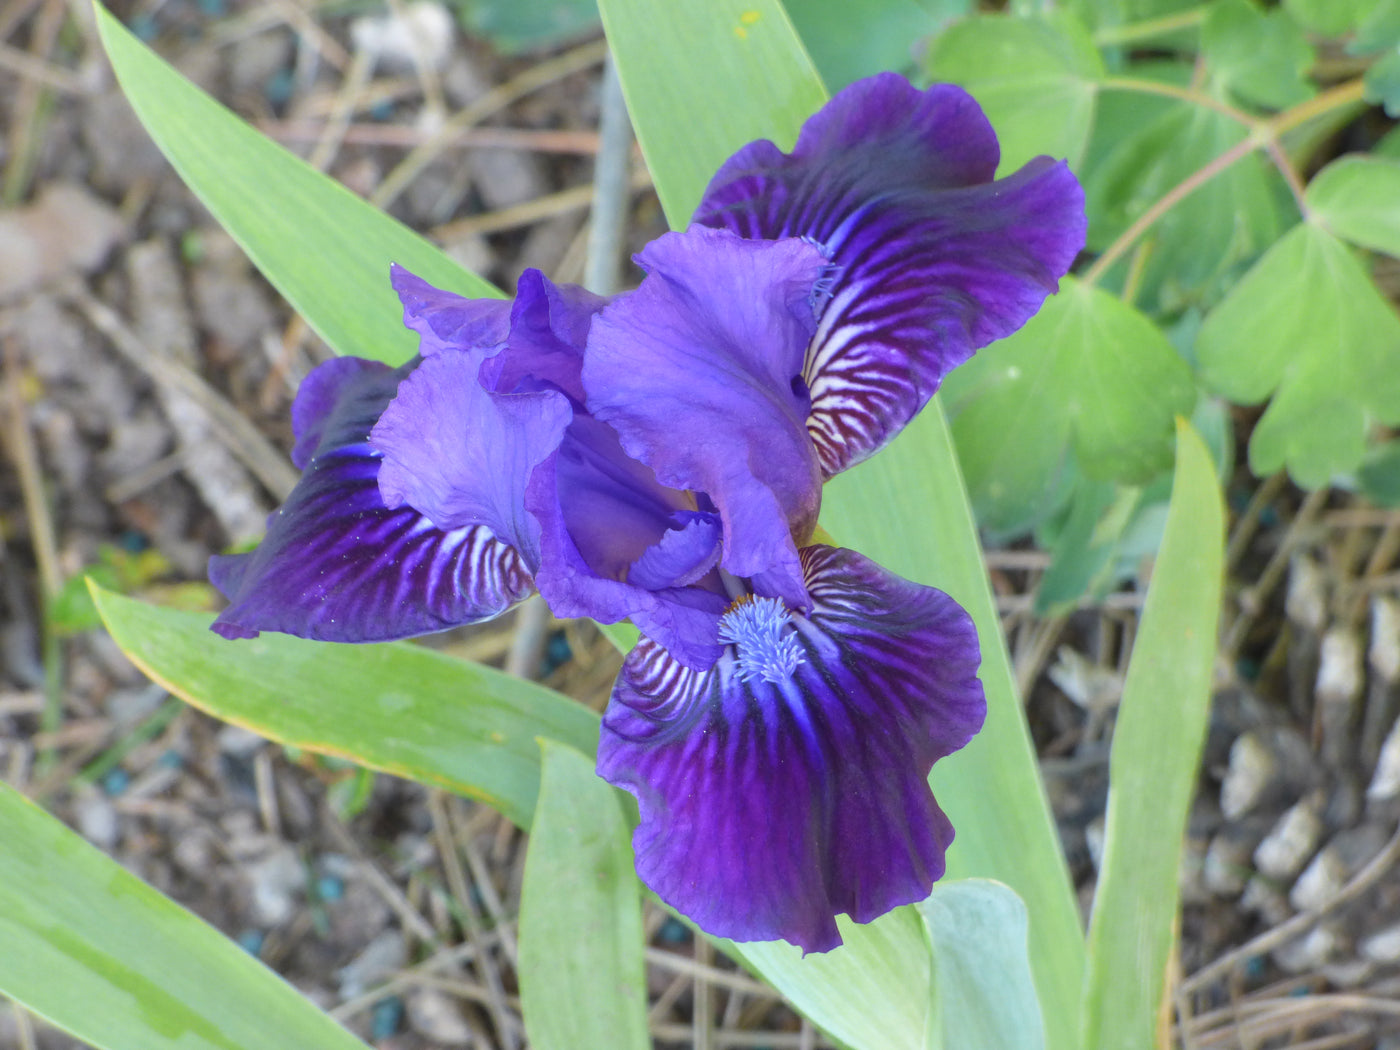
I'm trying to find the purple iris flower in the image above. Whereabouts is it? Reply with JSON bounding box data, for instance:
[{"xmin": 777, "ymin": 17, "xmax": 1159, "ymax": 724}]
[{"xmin": 210, "ymin": 73, "xmax": 1085, "ymax": 953}]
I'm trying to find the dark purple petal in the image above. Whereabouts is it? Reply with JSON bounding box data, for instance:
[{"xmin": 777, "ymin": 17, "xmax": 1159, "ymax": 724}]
[
  {"xmin": 583, "ymin": 227, "xmax": 827, "ymax": 607},
  {"xmin": 211, "ymin": 358, "xmax": 533, "ymax": 642},
  {"xmin": 289, "ymin": 356, "xmax": 397, "ymax": 471},
  {"xmin": 391, "ymin": 264, "xmax": 511, "ymax": 358},
  {"xmin": 597, "ymin": 544, "xmax": 985, "ymax": 953},
  {"xmin": 695, "ymin": 74, "xmax": 1086, "ymax": 477},
  {"xmin": 371, "ymin": 350, "xmax": 572, "ymax": 569}
]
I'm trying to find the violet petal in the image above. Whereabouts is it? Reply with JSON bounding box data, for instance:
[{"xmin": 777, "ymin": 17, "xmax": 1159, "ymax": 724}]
[
  {"xmin": 583, "ymin": 226, "xmax": 827, "ymax": 606},
  {"xmin": 695, "ymin": 74, "xmax": 1086, "ymax": 477},
  {"xmin": 597, "ymin": 544, "xmax": 986, "ymax": 952},
  {"xmin": 211, "ymin": 358, "xmax": 533, "ymax": 642}
]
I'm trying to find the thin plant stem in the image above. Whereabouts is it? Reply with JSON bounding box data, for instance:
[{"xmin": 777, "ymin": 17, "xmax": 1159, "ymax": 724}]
[
  {"xmin": 1265, "ymin": 137, "xmax": 1309, "ymax": 215},
  {"xmin": 1082, "ymin": 78, "xmax": 1366, "ymax": 287},
  {"xmin": 1082, "ymin": 135, "xmax": 1257, "ymax": 286},
  {"xmin": 1098, "ymin": 76, "xmax": 1254, "ymax": 127},
  {"xmin": 1092, "ymin": 5, "xmax": 1209, "ymax": 47}
]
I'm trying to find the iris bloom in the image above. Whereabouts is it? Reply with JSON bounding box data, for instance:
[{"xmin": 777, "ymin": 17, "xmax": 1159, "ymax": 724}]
[{"xmin": 211, "ymin": 74, "xmax": 1085, "ymax": 952}]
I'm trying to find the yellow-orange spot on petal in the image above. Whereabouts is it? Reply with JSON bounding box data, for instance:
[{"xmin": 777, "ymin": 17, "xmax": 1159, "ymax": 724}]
[
  {"xmin": 741, "ymin": 9, "xmax": 760, "ymax": 24},
  {"xmin": 723, "ymin": 592, "xmax": 754, "ymax": 616}
]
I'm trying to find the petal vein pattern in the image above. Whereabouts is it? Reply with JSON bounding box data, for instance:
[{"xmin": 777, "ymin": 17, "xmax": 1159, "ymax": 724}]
[
  {"xmin": 695, "ymin": 73, "xmax": 1087, "ymax": 477},
  {"xmin": 210, "ymin": 357, "xmax": 533, "ymax": 642},
  {"xmin": 597, "ymin": 546, "xmax": 986, "ymax": 953}
]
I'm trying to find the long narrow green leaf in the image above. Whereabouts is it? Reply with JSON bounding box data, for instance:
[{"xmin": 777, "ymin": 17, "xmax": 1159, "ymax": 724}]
[
  {"xmin": 601, "ymin": 3, "xmax": 1083, "ymax": 1047},
  {"xmin": 91, "ymin": 586, "xmax": 599, "ymax": 829},
  {"xmin": 597, "ymin": 0, "xmax": 827, "ymax": 225},
  {"xmin": 94, "ymin": 4, "xmax": 498, "ymax": 367},
  {"xmin": 822, "ymin": 406, "xmax": 1085, "ymax": 1050},
  {"xmin": 1081, "ymin": 419, "xmax": 1223, "ymax": 1048},
  {"xmin": 918, "ymin": 880, "xmax": 1044, "ymax": 1050},
  {"xmin": 0, "ymin": 781, "xmax": 372, "ymax": 1050},
  {"xmin": 519, "ymin": 742, "xmax": 650, "ymax": 1050}
]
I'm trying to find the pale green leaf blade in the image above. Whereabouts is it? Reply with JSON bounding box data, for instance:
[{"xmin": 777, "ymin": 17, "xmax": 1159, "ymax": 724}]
[
  {"xmin": 91, "ymin": 586, "xmax": 599, "ymax": 829},
  {"xmin": 729, "ymin": 911, "xmax": 932, "ymax": 1050},
  {"xmin": 1307, "ymin": 154, "xmax": 1400, "ymax": 258},
  {"xmin": 918, "ymin": 880, "xmax": 1044, "ymax": 1050},
  {"xmin": 1082, "ymin": 94, "xmax": 1284, "ymax": 308},
  {"xmin": 519, "ymin": 742, "xmax": 649, "ymax": 1050},
  {"xmin": 1081, "ymin": 419, "xmax": 1223, "ymax": 1049},
  {"xmin": 94, "ymin": 5, "xmax": 495, "ymax": 367},
  {"xmin": 1202, "ymin": 0, "xmax": 1315, "ymax": 110},
  {"xmin": 822, "ymin": 404, "xmax": 1085, "ymax": 1050},
  {"xmin": 1284, "ymin": 0, "xmax": 1385, "ymax": 36},
  {"xmin": 0, "ymin": 780, "xmax": 372, "ymax": 1050},
  {"xmin": 603, "ymin": 7, "xmax": 1083, "ymax": 1048},
  {"xmin": 926, "ymin": 12, "xmax": 1103, "ymax": 174},
  {"xmin": 787, "ymin": 0, "xmax": 966, "ymax": 90},
  {"xmin": 943, "ymin": 277, "xmax": 1197, "ymax": 532},
  {"xmin": 1197, "ymin": 222, "xmax": 1400, "ymax": 487},
  {"xmin": 597, "ymin": 0, "xmax": 828, "ymax": 226}
]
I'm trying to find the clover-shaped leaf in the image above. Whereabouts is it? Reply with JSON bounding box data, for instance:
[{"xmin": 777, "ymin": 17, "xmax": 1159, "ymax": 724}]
[
  {"xmin": 925, "ymin": 11, "xmax": 1102, "ymax": 174},
  {"xmin": 1307, "ymin": 155, "xmax": 1400, "ymax": 258},
  {"xmin": 1284, "ymin": 0, "xmax": 1385, "ymax": 35},
  {"xmin": 945, "ymin": 277, "xmax": 1197, "ymax": 534},
  {"xmin": 1198, "ymin": 222, "xmax": 1400, "ymax": 487},
  {"xmin": 1083, "ymin": 90, "xmax": 1284, "ymax": 312},
  {"xmin": 1203, "ymin": 0, "xmax": 1315, "ymax": 110}
]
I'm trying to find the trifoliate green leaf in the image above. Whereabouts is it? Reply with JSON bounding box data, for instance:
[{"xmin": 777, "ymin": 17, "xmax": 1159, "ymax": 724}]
[
  {"xmin": 1284, "ymin": 0, "xmax": 1381, "ymax": 36},
  {"xmin": 1197, "ymin": 222, "xmax": 1400, "ymax": 487},
  {"xmin": 1307, "ymin": 155, "xmax": 1400, "ymax": 258},
  {"xmin": 1203, "ymin": 0, "xmax": 1315, "ymax": 110},
  {"xmin": 944, "ymin": 277, "xmax": 1197, "ymax": 534},
  {"xmin": 925, "ymin": 11, "xmax": 1102, "ymax": 174}
]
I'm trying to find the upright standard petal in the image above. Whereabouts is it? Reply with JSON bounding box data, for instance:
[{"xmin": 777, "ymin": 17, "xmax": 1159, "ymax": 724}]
[
  {"xmin": 371, "ymin": 349, "xmax": 571, "ymax": 569},
  {"xmin": 583, "ymin": 227, "xmax": 827, "ymax": 605},
  {"xmin": 211, "ymin": 357, "xmax": 533, "ymax": 642},
  {"xmin": 695, "ymin": 73, "xmax": 1086, "ymax": 477},
  {"xmin": 597, "ymin": 545, "xmax": 986, "ymax": 953},
  {"xmin": 391, "ymin": 264, "xmax": 511, "ymax": 358}
]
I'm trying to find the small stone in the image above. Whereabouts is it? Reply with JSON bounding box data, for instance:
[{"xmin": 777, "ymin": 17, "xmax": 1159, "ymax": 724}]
[
  {"xmin": 1272, "ymin": 925, "xmax": 1337, "ymax": 974},
  {"xmin": 1360, "ymin": 923, "xmax": 1400, "ymax": 964},
  {"xmin": 1221, "ymin": 732, "xmax": 1276, "ymax": 819},
  {"xmin": 0, "ymin": 184, "xmax": 125, "ymax": 303},
  {"xmin": 1370, "ymin": 718, "xmax": 1400, "ymax": 800},
  {"xmin": 1290, "ymin": 845, "xmax": 1348, "ymax": 913},
  {"xmin": 73, "ymin": 787, "xmax": 119, "ymax": 850},
  {"xmin": 406, "ymin": 989, "xmax": 473, "ymax": 1045},
  {"xmin": 1240, "ymin": 876, "xmax": 1292, "ymax": 926},
  {"xmin": 337, "ymin": 930, "xmax": 407, "ymax": 1000},
  {"xmin": 1204, "ymin": 823, "xmax": 1263, "ymax": 898},
  {"xmin": 1254, "ymin": 799, "xmax": 1323, "ymax": 881},
  {"xmin": 247, "ymin": 846, "xmax": 303, "ymax": 925},
  {"xmin": 1285, "ymin": 554, "xmax": 1327, "ymax": 632},
  {"xmin": 1048, "ymin": 647, "xmax": 1122, "ymax": 712},
  {"xmin": 351, "ymin": 1, "xmax": 454, "ymax": 73}
]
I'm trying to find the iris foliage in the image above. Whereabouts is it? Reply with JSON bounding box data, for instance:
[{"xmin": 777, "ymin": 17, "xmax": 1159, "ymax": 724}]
[{"xmin": 2, "ymin": 0, "xmax": 1397, "ymax": 1049}]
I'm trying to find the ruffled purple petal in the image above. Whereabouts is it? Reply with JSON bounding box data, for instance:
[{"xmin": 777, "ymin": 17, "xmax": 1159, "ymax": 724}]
[
  {"xmin": 391, "ymin": 264, "xmax": 511, "ymax": 358},
  {"xmin": 211, "ymin": 358, "xmax": 533, "ymax": 642},
  {"xmin": 583, "ymin": 226, "xmax": 827, "ymax": 606},
  {"xmin": 597, "ymin": 544, "xmax": 985, "ymax": 952},
  {"xmin": 486, "ymin": 269, "xmax": 605, "ymax": 404},
  {"xmin": 695, "ymin": 74, "xmax": 1086, "ymax": 477},
  {"xmin": 371, "ymin": 350, "xmax": 571, "ymax": 569}
]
